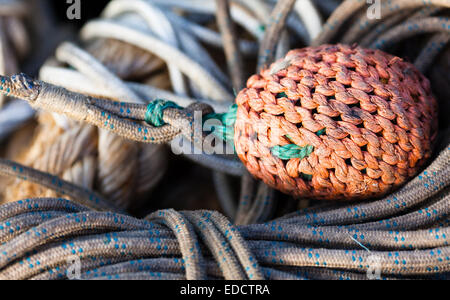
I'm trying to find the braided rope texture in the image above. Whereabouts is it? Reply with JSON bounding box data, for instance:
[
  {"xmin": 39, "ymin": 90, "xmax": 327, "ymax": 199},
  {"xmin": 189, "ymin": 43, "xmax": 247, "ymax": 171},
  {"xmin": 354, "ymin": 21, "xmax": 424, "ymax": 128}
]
[{"xmin": 235, "ymin": 44, "xmax": 438, "ymax": 200}]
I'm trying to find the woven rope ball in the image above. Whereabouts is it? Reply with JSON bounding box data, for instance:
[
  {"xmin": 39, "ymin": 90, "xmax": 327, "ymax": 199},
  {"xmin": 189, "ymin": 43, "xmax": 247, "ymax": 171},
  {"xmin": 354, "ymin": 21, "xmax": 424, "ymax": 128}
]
[{"xmin": 234, "ymin": 44, "xmax": 438, "ymax": 200}]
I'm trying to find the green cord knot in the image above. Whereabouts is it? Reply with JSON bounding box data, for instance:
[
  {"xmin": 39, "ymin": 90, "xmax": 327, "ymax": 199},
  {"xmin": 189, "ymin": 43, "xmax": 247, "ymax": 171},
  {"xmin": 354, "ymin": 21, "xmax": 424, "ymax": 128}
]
[
  {"xmin": 269, "ymin": 129, "xmax": 325, "ymax": 160},
  {"xmin": 271, "ymin": 144, "xmax": 314, "ymax": 160},
  {"xmin": 203, "ymin": 103, "xmax": 238, "ymax": 143},
  {"xmin": 145, "ymin": 99, "xmax": 181, "ymax": 127}
]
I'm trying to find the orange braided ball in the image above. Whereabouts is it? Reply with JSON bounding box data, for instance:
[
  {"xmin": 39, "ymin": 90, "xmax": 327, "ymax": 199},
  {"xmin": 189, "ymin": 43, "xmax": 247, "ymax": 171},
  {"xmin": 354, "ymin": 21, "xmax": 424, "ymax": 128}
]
[{"xmin": 234, "ymin": 44, "xmax": 438, "ymax": 200}]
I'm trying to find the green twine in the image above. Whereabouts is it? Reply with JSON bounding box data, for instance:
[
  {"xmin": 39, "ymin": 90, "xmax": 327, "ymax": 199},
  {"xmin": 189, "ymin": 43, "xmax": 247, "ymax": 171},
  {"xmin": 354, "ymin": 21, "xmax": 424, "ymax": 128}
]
[
  {"xmin": 205, "ymin": 103, "xmax": 319, "ymax": 161},
  {"xmin": 276, "ymin": 92, "xmax": 287, "ymax": 98},
  {"xmin": 271, "ymin": 144, "xmax": 314, "ymax": 160},
  {"xmin": 203, "ymin": 103, "xmax": 238, "ymax": 143},
  {"xmin": 300, "ymin": 173, "xmax": 313, "ymax": 181},
  {"xmin": 145, "ymin": 99, "xmax": 181, "ymax": 127},
  {"xmin": 316, "ymin": 128, "xmax": 326, "ymax": 136}
]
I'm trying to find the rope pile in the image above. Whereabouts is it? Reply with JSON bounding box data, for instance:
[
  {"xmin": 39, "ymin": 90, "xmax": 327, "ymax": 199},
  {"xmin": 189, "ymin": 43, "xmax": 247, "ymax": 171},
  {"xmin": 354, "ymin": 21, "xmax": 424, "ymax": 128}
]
[
  {"xmin": 1, "ymin": 23, "xmax": 176, "ymax": 209},
  {"xmin": 0, "ymin": 0, "xmax": 449, "ymax": 280},
  {"xmin": 0, "ymin": 142, "xmax": 448, "ymax": 279},
  {"xmin": 1, "ymin": 0, "xmax": 332, "ymax": 222}
]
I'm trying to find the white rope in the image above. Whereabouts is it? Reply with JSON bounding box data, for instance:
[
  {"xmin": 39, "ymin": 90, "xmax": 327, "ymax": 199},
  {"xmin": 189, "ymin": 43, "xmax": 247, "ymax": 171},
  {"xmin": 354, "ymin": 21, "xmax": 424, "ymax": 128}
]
[
  {"xmin": 39, "ymin": 65, "xmax": 230, "ymax": 113},
  {"xmin": 102, "ymin": 0, "xmax": 188, "ymax": 96},
  {"xmin": 294, "ymin": 0, "xmax": 323, "ymax": 42},
  {"xmin": 80, "ymin": 19, "xmax": 233, "ymax": 102},
  {"xmin": 0, "ymin": 99, "xmax": 34, "ymax": 141}
]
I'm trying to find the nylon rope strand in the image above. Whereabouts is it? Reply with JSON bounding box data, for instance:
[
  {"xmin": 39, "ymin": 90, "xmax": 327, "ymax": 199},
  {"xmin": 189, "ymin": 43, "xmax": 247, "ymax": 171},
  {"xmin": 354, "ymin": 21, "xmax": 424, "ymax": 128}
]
[{"xmin": 2, "ymin": 0, "xmax": 275, "ymax": 221}]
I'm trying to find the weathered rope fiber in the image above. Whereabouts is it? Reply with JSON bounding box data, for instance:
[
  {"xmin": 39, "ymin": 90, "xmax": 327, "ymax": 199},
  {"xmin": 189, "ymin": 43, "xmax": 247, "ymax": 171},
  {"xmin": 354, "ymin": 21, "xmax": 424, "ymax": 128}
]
[{"xmin": 0, "ymin": 158, "xmax": 119, "ymax": 212}]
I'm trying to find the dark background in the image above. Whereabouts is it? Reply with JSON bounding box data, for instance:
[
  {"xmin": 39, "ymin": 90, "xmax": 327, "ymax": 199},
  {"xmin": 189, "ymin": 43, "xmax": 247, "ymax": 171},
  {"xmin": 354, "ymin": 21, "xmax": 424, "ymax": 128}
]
[{"xmin": 50, "ymin": 0, "xmax": 110, "ymax": 28}]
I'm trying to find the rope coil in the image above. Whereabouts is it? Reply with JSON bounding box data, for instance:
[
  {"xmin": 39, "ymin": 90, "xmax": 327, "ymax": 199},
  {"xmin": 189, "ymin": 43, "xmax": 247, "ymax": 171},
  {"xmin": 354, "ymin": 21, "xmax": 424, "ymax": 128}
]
[{"xmin": 145, "ymin": 100, "xmax": 181, "ymax": 127}]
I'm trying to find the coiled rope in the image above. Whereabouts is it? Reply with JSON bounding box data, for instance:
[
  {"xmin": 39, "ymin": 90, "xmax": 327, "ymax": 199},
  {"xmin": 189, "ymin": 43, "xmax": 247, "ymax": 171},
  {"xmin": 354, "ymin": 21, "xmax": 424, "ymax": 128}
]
[{"xmin": 0, "ymin": 140, "xmax": 448, "ymax": 279}]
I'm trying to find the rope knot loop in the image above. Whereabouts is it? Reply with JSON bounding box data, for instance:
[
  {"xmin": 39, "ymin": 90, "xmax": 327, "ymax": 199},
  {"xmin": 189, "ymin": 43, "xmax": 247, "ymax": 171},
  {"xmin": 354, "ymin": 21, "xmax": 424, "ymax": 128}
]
[
  {"xmin": 203, "ymin": 103, "xmax": 238, "ymax": 143},
  {"xmin": 145, "ymin": 99, "xmax": 181, "ymax": 127}
]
